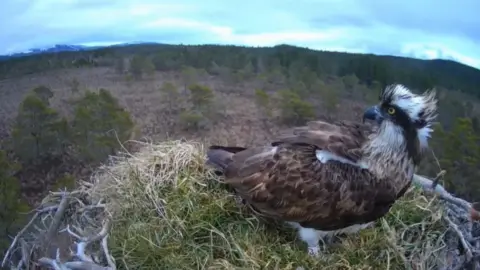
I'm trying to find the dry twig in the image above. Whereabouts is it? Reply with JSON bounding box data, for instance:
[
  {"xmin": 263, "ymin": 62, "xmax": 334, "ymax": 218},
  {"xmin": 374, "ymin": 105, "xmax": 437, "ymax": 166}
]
[
  {"xmin": 1, "ymin": 189, "xmax": 116, "ymax": 270},
  {"xmin": 412, "ymin": 173, "xmax": 480, "ymax": 270}
]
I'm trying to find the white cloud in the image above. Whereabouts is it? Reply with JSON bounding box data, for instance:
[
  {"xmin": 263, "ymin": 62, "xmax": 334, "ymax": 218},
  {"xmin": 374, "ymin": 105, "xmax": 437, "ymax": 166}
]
[
  {"xmin": 401, "ymin": 43, "xmax": 480, "ymax": 68},
  {"xmin": 0, "ymin": 0, "xmax": 479, "ymax": 69}
]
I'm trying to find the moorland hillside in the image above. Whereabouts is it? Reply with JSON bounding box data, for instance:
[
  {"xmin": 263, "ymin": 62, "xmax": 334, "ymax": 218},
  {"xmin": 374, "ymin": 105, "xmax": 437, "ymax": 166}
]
[{"xmin": 1, "ymin": 43, "xmax": 480, "ymax": 269}]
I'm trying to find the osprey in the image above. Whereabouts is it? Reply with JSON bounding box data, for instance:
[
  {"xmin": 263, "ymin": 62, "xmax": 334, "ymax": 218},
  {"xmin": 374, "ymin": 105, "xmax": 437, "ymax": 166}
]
[{"xmin": 206, "ymin": 84, "xmax": 438, "ymax": 256}]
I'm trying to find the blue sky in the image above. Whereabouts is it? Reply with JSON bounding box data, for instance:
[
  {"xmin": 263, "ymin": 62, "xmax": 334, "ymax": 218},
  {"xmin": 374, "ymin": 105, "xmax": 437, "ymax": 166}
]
[{"xmin": 1, "ymin": 0, "xmax": 480, "ymax": 69}]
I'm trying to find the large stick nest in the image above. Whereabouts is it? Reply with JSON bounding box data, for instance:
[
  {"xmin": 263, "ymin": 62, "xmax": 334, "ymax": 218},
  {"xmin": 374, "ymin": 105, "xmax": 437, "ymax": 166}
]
[{"xmin": 2, "ymin": 140, "xmax": 480, "ymax": 270}]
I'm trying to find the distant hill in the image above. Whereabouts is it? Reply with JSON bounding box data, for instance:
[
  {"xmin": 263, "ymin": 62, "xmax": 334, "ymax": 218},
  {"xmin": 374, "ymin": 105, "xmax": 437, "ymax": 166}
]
[
  {"xmin": 0, "ymin": 42, "xmax": 164, "ymax": 60},
  {"xmin": 0, "ymin": 42, "xmax": 479, "ymax": 97},
  {"xmin": 0, "ymin": 44, "xmax": 93, "ymax": 60}
]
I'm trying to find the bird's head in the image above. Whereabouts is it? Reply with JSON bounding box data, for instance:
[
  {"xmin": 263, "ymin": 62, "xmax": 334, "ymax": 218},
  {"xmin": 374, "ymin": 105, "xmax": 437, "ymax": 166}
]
[{"xmin": 363, "ymin": 84, "xmax": 438, "ymax": 162}]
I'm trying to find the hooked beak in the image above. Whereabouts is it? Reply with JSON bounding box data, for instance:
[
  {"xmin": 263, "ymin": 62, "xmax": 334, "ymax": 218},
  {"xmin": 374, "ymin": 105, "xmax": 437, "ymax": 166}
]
[{"xmin": 363, "ymin": 105, "xmax": 384, "ymax": 124}]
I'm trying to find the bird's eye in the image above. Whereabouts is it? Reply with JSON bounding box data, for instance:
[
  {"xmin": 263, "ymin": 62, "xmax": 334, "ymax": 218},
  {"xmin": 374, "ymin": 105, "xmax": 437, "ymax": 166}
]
[{"xmin": 387, "ymin": 107, "xmax": 396, "ymax": 115}]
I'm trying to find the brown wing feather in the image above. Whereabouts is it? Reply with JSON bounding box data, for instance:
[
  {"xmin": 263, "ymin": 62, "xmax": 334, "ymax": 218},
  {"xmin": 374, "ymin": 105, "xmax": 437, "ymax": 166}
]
[
  {"xmin": 271, "ymin": 120, "xmax": 373, "ymax": 162},
  {"xmin": 218, "ymin": 120, "xmax": 400, "ymax": 231},
  {"xmin": 223, "ymin": 143, "xmax": 406, "ymax": 231},
  {"xmin": 223, "ymin": 146, "xmax": 277, "ymax": 179}
]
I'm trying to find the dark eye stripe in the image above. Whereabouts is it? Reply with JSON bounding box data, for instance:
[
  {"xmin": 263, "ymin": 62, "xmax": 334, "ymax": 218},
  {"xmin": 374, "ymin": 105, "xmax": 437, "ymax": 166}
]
[
  {"xmin": 381, "ymin": 104, "xmax": 411, "ymax": 129},
  {"xmin": 384, "ymin": 103, "xmax": 426, "ymax": 129},
  {"xmin": 381, "ymin": 102, "xmax": 421, "ymax": 164}
]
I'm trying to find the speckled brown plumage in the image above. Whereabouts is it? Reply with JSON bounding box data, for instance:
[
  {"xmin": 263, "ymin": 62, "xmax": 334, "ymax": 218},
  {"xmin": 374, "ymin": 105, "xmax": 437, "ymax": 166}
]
[
  {"xmin": 207, "ymin": 119, "xmax": 412, "ymax": 231},
  {"xmin": 271, "ymin": 120, "xmax": 374, "ymax": 162}
]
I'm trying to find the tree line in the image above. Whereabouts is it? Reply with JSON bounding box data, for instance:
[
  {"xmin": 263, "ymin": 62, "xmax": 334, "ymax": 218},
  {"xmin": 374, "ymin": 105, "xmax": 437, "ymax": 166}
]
[{"xmin": 1, "ymin": 43, "xmax": 479, "ymax": 98}]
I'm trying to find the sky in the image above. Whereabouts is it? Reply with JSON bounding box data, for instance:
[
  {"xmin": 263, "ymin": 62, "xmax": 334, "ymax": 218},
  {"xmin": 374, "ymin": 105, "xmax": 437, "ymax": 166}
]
[{"xmin": 1, "ymin": 0, "xmax": 480, "ymax": 69}]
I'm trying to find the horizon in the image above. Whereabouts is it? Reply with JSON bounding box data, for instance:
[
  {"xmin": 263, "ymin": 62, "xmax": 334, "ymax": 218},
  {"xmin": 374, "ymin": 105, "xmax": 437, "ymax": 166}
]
[
  {"xmin": 6, "ymin": 41, "xmax": 479, "ymax": 71},
  {"xmin": 1, "ymin": 0, "xmax": 479, "ymax": 69}
]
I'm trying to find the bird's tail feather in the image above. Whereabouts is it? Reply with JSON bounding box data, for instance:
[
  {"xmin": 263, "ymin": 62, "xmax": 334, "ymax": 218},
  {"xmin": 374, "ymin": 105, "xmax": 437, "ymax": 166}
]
[{"xmin": 206, "ymin": 145, "xmax": 247, "ymax": 174}]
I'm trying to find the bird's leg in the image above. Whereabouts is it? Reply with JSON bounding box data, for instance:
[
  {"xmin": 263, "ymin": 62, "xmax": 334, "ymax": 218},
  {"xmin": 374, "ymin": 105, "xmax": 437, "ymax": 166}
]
[
  {"xmin": 233, "ymin": 194, "xmax": 245, "ymax": 207},
  {"xmin": 298, "ymin": 227, "xmax": 327, "ymax": 257}
]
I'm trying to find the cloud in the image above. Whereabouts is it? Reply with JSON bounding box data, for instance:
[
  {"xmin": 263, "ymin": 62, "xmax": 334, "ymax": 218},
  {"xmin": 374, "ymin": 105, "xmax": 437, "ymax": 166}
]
[{"xmin": 1, "ymin": 0, "xmax": 479, "ymax": 69}]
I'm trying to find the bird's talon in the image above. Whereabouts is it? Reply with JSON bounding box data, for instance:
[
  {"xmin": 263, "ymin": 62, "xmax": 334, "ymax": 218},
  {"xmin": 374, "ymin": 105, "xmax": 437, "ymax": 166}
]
[{"xmin": 308, "ymin": 246, "xmax": 321, "ymax": 257}]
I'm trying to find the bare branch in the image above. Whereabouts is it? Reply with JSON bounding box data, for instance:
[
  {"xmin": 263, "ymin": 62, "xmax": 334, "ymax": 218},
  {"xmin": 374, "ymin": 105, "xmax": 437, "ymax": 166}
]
[
  {"xmin": 38, "ymin": 257, "xmax": 62, "ymax": 270},
  {"xmin": 38, "ymin": 206, "xmax": 114, "ymax": 270},
  {"xmin": 1, "ymin": 207, "xmax": 53, "ymax": 268},
  {"xmin": 44, "ymin": 191, "xmax": 69, "ymax": 242},
  {"xmin": 431, "ymin": 170, "xmax": 446, "ymax": 190},
  {"xmin": 412, "ymin": 174, "xmax": 480, "ymax": 221},
  {"xmin": 2, "ymin": 189, "xmax": 116, "ymax": 270},
  {"xmin": 444, "ymin": 214, "xmax": 473, "ymax": 270},
  {"xmin": 63, "ymin": 261, "xmax": 112, "ymax": 270},
  {"xmin": 19, "ymin": 239, "xmax": 31, "ymax": 270},
  {"xmin": 101, "ymin": 234, "xmax": 116, "ymax": 270},
  {"xmin": 412, "ymin": 172, "xmax": 480, "ymax": 269}
]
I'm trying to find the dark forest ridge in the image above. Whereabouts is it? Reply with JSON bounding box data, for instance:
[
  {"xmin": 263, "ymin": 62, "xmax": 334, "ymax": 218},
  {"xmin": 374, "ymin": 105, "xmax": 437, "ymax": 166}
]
[{"xmin": 1, "ymin": 43, "xmax": 479, "ymax": 98}]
